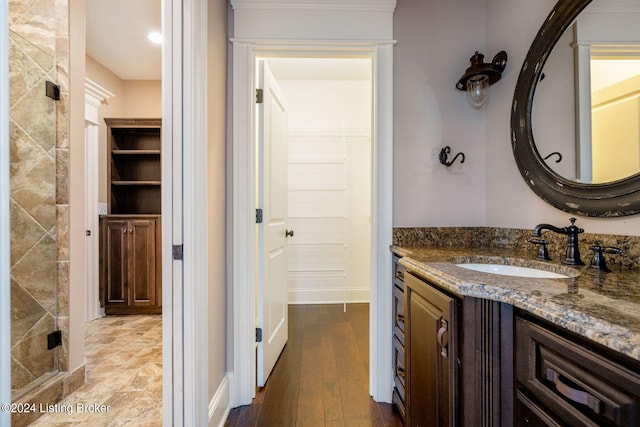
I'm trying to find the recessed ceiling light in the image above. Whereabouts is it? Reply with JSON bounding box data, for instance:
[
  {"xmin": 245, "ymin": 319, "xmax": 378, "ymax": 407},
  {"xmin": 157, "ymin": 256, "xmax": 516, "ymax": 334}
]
[{"xmin": 148, "ymin": 31, "xmax": 163, "ymax": 45}]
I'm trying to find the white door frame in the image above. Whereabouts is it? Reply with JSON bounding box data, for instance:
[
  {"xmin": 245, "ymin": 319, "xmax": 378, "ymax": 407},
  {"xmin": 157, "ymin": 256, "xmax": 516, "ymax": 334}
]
[
  {"xmin": 0, "ymin": 0, "xmax": 208, "ymax": 422},
  {"xmin": 84, "ymin": 79, "xmax": 113, "ymax": 322},
  {"xmin": 163, "ymin": 0, "xmax": 209, "ymax": 425},
  {"xmin": 231, "ymin": 41, "xmax": 394, "ymax": 406},
  {"xmin": 0, "ymin": 0, "xmax": 10, "ymax": 422}
]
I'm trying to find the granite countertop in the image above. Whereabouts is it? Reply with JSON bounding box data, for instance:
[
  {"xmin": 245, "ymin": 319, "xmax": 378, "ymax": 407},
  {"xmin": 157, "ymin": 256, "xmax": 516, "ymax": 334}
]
[{"xmin": 391, "ymin": 245, "xmax": 640, "ymax": 362}]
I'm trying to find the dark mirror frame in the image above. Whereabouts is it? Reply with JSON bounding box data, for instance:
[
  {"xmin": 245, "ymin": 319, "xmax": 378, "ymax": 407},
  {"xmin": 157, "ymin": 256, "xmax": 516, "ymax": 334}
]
[{"xmin": 511, "ymin": 0, "xmax": 640, "ymax": 217}]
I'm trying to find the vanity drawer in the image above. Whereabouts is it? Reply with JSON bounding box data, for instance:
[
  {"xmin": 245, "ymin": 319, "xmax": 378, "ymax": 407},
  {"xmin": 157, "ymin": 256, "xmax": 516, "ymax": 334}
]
[
  {"xmin": 515, "ymin": 389, "xmax": 562, "ymax": 426},
  {"xmin": 393, "ymin": 387, "xmax": 406, "ymax": 421},
  {"xmin": 393, "ymin": 284, "xmax": 405, "ymax": 345},
  {"xmin": 393, "ymin": 335, "xmax": 406, "ymax": 404},
  {"xmin": 516, "ymin": 317, "xmax": 640, "ymax": 427},
  {"xmin": 393, "ymin": 254, "xmax": 405, "ymax": 289}
]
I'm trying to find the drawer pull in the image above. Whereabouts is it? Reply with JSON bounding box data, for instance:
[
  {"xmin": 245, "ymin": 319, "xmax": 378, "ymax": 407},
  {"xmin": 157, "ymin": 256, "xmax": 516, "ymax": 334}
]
[
  {"xmin": 396, "ymin": 366, "xmax": 405, "ymax": 379},
  {"xmin": 395, "ymin": 269, "xmax": 404, "ymax": 281},
  {"xmin": 546, "ymin": 368, "xmax": 602, "ymax": 414},
  {"xmin": 437, "ymin": 318, "xmax": 448, "ymax": 358},
  {"xmin": 396, "ymin": 314, "xmax": 405, "ymax": 324}
]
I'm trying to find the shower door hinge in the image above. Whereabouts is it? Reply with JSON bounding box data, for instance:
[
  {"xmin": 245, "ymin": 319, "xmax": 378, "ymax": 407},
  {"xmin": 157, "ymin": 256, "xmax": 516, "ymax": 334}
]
[
  {"xmin": 256, "ymin": 88, "xmax": 263, "ymax": 104},
  {"xmin": 45, "ymin": 81, "xmax": 60, "ymax": 100},
  {"xmin": 256, "ymin": 208, "xmax": 263, "ymax": 223},
  {"xmin": 47, "ymin": 330, "xmax": 62, "ymax": 350},
  {"xmin": 256, "ymin": 328, "xmax": 263, "ymax": 343},
  {"xmin": 172, "ymin": 244, "xmax": 184, "ymax": 260}
]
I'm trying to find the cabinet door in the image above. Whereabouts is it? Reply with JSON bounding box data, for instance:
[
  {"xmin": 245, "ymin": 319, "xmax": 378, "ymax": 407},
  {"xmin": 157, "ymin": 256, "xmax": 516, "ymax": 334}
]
[
  {"xmin": 102, "ymin": 219, "xmax": 129, "ymax": 305},
  {"xmin": 127, "ymin": 219, "xmax": 158, "ymax": 307},
  {"xmin": 406, "ymin": 272, "xmax": 457, "ymax": 427}
]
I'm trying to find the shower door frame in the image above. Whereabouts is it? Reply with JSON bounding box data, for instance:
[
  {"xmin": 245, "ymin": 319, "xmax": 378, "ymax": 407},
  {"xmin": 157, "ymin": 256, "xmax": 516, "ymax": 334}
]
[{"xmin": 1, "ymin": 0, "xmax": 11, "ymax": 423}]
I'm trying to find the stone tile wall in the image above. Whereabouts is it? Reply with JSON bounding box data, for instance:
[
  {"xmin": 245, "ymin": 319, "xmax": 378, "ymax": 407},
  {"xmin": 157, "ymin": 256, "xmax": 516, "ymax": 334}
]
[{"xmin": 9, "ymin": 0, "xmax": 70, "ymax": 398}]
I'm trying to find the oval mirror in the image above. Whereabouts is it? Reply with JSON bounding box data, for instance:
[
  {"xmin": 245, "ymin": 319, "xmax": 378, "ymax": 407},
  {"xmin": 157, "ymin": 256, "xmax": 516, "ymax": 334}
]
[{"xmin": 511, "ymin": 0, "xmax": 640, "ymax": 217}]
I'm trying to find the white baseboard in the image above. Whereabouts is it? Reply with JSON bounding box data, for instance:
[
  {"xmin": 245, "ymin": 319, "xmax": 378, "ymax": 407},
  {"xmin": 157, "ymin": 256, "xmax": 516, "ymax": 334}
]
[
  {"xmin": 288, "ymin": 288, "xmax": 369, "ymax": 305},
  {"xmin": 208, "ymin": 373, "xmax": 232, "ymax": 427}
]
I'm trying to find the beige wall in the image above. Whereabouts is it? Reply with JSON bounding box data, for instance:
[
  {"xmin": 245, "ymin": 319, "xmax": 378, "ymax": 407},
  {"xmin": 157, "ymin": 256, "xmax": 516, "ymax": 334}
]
[
  {"xmin": 207, "ymin": 0, "xmax": 228, "ymax": 404},
  {"xmin": 393, "ymin": 0, "xmax": 487, "ymax": 227},
  {"xmin": 85, "ymin": 55, "xmax": 161, "ymax": 204},
  {"xmin": 394, "ymin": 0, "xmax": 640, "ymax": 235}
]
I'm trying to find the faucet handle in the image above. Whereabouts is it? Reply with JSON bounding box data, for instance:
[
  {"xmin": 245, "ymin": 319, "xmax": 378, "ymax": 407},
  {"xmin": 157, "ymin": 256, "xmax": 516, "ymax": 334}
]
[
  {"xmin": 604, "ymin": 246, "xmax": 622, "ymax": 255},
  {"xmin": 529, "ymin": 238, "xmax": 551, "ymax": 261},
  {"xmin": 589, "ymin": 243, "xmax": 622, "ymax": 273}
]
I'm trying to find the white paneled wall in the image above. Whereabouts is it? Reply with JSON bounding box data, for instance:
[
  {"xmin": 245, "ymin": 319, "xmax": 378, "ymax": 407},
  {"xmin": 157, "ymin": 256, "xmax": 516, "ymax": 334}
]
[{"xmin": 278, "ymin": 77, "xmax": 372, "ymax": 304}]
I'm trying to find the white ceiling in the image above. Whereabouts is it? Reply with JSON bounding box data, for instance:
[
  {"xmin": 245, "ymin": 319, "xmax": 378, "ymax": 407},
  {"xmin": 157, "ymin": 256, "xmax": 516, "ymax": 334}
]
[{"xmin": 86, "ymin": 0, "xmax": 162, "ymax": 81}]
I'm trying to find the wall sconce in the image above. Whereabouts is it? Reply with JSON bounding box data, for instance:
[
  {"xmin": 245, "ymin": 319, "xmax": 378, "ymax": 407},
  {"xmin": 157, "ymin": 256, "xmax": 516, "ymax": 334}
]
[{"xmin": 455, "ymin": 51, "xmax": 507, "ymax": 108}]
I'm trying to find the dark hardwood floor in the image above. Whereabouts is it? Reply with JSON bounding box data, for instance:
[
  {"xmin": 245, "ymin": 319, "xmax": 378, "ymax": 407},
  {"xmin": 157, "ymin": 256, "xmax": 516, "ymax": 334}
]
[{"xmin": 225, "ymin": 303, "xmax": 403, "ymax": 426}]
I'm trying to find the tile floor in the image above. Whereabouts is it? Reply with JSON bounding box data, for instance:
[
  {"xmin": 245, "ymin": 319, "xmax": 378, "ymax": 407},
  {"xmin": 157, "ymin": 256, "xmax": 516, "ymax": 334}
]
[{"xmin": 30, "ymin": 315, "xmax": 162, "ymax": 426}]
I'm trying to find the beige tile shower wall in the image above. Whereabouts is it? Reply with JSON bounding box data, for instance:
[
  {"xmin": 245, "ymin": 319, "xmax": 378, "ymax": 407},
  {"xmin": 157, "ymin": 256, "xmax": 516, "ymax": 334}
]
[{"xmin": 8, "ymin": 0, "xmax": 70, "ymax": 395}]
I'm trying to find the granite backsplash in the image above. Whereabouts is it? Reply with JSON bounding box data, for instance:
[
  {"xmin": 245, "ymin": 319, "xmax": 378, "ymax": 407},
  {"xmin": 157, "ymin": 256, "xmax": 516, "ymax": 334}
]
[{"xmin": 393, "ymin": 227, "xmax": 640, "ymax": 270}]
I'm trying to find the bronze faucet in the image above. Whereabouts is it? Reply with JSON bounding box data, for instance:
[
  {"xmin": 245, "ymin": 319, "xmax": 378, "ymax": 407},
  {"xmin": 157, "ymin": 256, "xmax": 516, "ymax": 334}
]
[{"xmin": 532, "ymin": 217, "xmax": 585, "ymax": 265}]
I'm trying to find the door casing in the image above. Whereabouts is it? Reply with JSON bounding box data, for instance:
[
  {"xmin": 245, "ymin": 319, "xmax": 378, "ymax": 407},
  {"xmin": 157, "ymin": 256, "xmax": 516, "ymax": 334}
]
[{"xmin": 231, "ymin": 42, "xmax": 394, "ymax": 406}]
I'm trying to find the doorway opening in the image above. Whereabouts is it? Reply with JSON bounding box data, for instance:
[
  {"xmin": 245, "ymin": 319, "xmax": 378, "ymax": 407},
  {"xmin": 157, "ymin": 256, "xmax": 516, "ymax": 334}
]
[
  {"xmin": 82, "ymin": 0, "xmax": 164, "ymax": 422},
  {"xmin": 232, "ymin": 41, "xmax": 394, "ymax": 407},
  {"xmin": 255, "ymin": 55, "xmax": 373, "ymax": 389}
]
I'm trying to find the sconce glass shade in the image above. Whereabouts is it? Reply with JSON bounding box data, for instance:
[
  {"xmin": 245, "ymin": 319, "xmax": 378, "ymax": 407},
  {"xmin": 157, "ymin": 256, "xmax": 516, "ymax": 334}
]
[
  {"xmin": 466, "ymin": 74, "xmax": 489, "ymax": 108},
  {"xmin": 456, "ymin": 51, "xmax": 507, "ymax": 108}
]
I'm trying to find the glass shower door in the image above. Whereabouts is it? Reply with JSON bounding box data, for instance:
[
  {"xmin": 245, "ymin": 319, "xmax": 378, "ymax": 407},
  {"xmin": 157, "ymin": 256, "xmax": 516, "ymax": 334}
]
[{"xmin": 9, "ymin": 23, "xmax": 59, "ymax": 398}]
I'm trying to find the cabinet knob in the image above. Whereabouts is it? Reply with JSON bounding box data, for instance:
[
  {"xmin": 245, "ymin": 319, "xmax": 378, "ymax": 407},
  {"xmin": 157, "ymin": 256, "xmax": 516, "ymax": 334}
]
[
  {"xmin": 123, "ymin": 229, "xmax": 128, "ymax": 234},
  {"xmin": 285, "ymin": 229, "xmax": 294, "ymax": 238}
]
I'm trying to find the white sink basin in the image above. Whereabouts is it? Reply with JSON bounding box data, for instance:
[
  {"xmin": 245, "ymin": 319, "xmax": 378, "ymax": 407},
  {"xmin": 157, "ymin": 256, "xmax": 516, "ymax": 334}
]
[{"xmin": 456, "ymin": 263, "xmax": 569, "ymax": 279}]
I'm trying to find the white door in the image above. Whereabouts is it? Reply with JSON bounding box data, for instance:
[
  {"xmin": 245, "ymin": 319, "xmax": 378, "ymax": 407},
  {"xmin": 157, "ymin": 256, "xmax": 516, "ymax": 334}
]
[{"xmin": 256, "ymin": 60, "xmax": 290, "ymax": 387}]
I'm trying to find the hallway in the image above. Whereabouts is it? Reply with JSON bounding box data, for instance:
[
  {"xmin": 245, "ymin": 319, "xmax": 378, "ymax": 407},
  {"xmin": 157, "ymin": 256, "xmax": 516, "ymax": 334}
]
[
  {"xmin": 29, "ymin": 315, "xmax": 162, "ymax": 427},
  {"xmin": 225, "ymin": 304, "xmax": 402, "ymax": 426}
]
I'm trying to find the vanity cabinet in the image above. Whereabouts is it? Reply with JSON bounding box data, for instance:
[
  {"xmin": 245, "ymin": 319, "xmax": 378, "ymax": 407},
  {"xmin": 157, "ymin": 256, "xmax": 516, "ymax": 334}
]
[
  {"xmin": 515, "ymin": 313, "xmax": 640, "ymax": 427},
  {"xmin": 392, "ymin": 255, "xmax": 407, "ymax": 420},
  {"xmin": 99, "ymin": 215, "xmax": 162, "ymax": 314},
  {"xmin": 395, "ymin": 261, "xmax": 514, "ymax": 427},
  {"xmin": 405, "ymin": 271, "xmax": 458, "ymax": 426}
]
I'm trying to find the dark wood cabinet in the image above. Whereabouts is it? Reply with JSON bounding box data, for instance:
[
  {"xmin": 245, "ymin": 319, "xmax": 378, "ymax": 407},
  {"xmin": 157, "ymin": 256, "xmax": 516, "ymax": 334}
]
[
  {"xmin": 105, "ymin": 118, "xmax": 161, "ymax": 215},
  {"xmin": 515, "ymin": 314, "xmax": 640, "ymax": 427},
  {"xmin": 392, "ymin": 255, "xmax": 407, "ymax": 420},
  {"xmin": 392, "ymin": 252, "xmax": 639, "ymax": 427},
  {"xmin": 405, "ymin": 271, "xmax": 458, "ymax": 427},
  {"xmin": 100, "ymin": 118, "xmax": 162, "ymax": 315},
  {"xmin": 396, "ymin": 263, "xmax": 513, "ymax": 427},
  {"xmin": 100, "ymin": 215, "xmax": 161, "ymax": 314}
]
